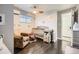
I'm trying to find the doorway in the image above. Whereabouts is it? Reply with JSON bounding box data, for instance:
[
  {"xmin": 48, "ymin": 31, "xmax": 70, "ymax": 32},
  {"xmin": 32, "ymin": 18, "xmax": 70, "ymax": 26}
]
[
  {"xmin": 60, "ymin": 10, "xmax": 73, "ymax": 52},
  {"xmin": 61, "ymin": 11, "xmax": 73, "ymax": 42}
]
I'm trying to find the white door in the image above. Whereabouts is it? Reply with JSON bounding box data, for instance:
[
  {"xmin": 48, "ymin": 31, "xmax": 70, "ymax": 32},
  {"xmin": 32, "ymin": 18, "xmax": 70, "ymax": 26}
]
[{"xmin": 61, "ymin": 11, "xmax": 73, "ymax": 42}]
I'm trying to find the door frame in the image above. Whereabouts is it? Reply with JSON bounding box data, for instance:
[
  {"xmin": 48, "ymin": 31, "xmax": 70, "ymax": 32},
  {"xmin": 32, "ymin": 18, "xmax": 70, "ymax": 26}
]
[{"xmin": 58, "ymin": 7, "xmax": 75, "ymax": 46}]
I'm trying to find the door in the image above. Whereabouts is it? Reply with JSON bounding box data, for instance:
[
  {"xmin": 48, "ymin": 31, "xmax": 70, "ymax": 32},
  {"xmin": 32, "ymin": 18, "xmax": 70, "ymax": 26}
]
[{"xmin": 61, "ymin": 11, "xmax": 73, "ymax": 42}]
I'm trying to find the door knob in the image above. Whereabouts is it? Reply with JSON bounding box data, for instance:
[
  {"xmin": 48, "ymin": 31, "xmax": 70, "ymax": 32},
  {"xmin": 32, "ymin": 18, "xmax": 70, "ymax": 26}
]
[{"xmin": 70, "ymin": 27, "xmax": 72, "ymax": 29}]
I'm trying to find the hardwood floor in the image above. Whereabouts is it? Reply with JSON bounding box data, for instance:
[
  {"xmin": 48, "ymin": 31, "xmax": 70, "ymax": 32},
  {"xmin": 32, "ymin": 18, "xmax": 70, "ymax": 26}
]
[
  {"xmin": 14, "ymin": 39, "xmax": 79, "ymax": 54},
  {"xmin": 14, "ymin": 39, "xmax": 58, "ymax": 54}
]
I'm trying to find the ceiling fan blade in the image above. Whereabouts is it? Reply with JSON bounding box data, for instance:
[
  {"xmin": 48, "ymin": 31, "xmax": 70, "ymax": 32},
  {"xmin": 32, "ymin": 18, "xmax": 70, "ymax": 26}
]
[{"xmin": 39, "ymin": 11, "xmax": 44, "ymax": 13}]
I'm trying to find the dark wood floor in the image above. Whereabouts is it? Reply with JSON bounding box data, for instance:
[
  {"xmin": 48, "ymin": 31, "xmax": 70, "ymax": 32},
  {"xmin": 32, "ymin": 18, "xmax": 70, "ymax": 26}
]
[
  {"xmin": 14, "ymin": 39, "xmax": 79, "ymax": 54},
  {"xmin": 14, "ymin": 39, "xmax": 59, "ymax": 54}
]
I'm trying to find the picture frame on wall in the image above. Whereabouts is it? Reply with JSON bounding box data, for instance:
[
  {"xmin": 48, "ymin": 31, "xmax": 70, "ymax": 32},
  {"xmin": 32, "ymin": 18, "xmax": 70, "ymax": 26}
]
[{"xmin": 0, "ymin": 14, "xmax": 5, "ymax": 25}]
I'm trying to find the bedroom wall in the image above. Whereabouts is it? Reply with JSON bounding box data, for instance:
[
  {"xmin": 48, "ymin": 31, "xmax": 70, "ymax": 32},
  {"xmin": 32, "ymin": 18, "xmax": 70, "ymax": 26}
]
[
  {"xmin": 14, "ymin": 9, "xmax": 35, "ymax": 36},
  {"xmin": 35, "ymin": 12, "xmax": 57, "ymax": 42},
  {"xmin": 0, "ymin": 4, "xmax": 14, "ymax": 53}
]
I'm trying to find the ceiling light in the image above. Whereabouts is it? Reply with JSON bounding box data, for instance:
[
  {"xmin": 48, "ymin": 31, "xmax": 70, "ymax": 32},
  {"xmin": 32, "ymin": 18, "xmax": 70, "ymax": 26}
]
[{"xmin": 33, "ymin": 11, "xmax": 37, "ymax": 14}]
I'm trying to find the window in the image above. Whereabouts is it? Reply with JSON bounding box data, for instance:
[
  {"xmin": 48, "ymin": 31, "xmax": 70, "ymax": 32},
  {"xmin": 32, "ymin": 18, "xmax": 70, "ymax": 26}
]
[{"xmin": 20, "ymin": 15, "xmax": 32, "ymax": 23}]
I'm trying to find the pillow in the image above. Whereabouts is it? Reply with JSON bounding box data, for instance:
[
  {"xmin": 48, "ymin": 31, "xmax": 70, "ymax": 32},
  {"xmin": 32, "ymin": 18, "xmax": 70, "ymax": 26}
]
[{"xmin": 23, "ymin": 36, "xmax": 29, "ymax": 41}]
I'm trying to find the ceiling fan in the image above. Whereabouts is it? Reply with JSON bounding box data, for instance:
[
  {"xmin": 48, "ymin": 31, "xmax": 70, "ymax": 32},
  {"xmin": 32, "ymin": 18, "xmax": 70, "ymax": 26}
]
[{"xmin": 32, "ymin": 5, "xmax": 44, "ymax": 14}]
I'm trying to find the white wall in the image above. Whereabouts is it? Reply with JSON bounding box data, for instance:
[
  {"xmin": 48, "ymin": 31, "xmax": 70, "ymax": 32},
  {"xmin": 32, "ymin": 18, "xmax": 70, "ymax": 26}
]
[
  {"xmin": 0, "ymin": 4, "xmax": 14, "ymax": 53},
  {"xmin": 14, "ymin": 9, "xmax": 35, "ymax": 36},
  {"xmin": 35, "ymin": 12, "xmax": 57, "ymax": 42}
]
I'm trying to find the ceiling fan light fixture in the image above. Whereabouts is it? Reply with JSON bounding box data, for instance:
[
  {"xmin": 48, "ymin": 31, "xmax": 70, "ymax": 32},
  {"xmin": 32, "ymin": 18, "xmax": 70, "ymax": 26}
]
[
  {"xmin": 33, "ymin": 11, "xmax": 37, "ymax": 14},
  {"xmin": 39, "ymin": 11, "xmax": 44, "ymax": 13},
  {"xmin": 34, "ymin": 6, "xmax": 37, "ymax": 9}
]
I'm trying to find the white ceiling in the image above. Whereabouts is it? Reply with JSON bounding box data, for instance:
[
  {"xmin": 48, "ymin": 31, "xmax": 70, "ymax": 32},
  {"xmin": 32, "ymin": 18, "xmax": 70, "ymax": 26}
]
[{"xmin": 14, "ymin": 4, "xmax": 75, "ymax": 13}]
